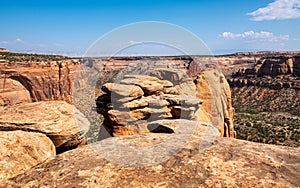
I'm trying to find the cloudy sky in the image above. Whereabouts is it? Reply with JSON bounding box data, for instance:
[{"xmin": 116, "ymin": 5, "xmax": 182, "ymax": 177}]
[{"xmin": 0, "ymin": 0, "xmax": 299, "ymax": 56}]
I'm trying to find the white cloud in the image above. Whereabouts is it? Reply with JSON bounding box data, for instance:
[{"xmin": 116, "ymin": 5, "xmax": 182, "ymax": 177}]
[
  {"xmin": 220, "ymin": 31, "xmax": 289, "ymax": 42},
  {"xmin": 247, "ymin": 0, "xmax": 300, "ymax": 21},
  {"xmin": 15, "ymin": 38, "xmax": 24, "ymax": 43}
]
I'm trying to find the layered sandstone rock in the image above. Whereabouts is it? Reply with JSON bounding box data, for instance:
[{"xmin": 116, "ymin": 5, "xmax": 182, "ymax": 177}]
[
  {"xmin": 3, "ymin": 133, "xmax": 299, "ymax": 187},
  {"xmin": 96, "ymin": 73, "xmax": 203, "ymax": 137},
  {"xmin": 0, "ymin": 130, "xmax": 55, "ymax": 182},
  {"xmin": 1, "ymin": 51, "xmax": 299, "ymax": 107},
  {"xmin": 0, "ymin": 101, "xmax": 89, "ymax": 153}
]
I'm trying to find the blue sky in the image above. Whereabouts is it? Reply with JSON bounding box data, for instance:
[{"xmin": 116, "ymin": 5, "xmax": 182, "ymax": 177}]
[{"xmin": 0, "ymin": 0, "xmax": 300, "ymax": 56}]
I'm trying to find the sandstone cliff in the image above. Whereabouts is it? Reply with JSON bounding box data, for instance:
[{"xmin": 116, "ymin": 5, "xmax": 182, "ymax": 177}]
[
  {"xmin": 1, "ymin": 51, "xmax": 299, "ymax": 107},
  {"xmin": 0, "ymin": 58, "xmax": 79, "ymax": 106},
  {"xmin": 0, "ymin": 48, "xmax": 9, "ymax": 53}
]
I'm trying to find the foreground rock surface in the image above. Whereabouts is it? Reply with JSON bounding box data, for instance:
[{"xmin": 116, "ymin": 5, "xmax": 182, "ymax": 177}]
[
  {"xmin": 0, "ymin": 101, "xmax": 89, "ymax": 152},
  {"xmin": 0, "ymin": 130, "xmax": 55, "ymax": 182},
  {"xmin": 3, "ymin": 131, "xmax": 299, "ymax": 187}
]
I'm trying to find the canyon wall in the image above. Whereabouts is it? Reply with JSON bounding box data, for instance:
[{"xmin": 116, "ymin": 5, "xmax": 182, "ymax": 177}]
[
  {"xmin": 0, "ymin": 59, "xmax": 79, "ymax": 105},
  {"xmin": 228, "ymin": 56, "xmax": 300, "ymax": 114}
]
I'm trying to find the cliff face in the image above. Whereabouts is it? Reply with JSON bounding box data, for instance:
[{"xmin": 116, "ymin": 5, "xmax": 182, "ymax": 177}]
[
  {"xmin": 231, "ymin": 56, "xmax": 300, "ymax": 80},
  {"xmin": 227, "ymin": 55, "xmax": 300, "ymax": 147},
  {"xmin": 0, "ymin": 60, "xmax": 79, "ymax": 105},
  {"xmin": 228, "ymin": 56, "xmax": 300, "ymax": 113}
]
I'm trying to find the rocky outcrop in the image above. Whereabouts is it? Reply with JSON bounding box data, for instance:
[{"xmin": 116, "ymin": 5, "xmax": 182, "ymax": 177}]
[
  {"xmin": 3, "ymin": 133, "xmax": 299, "ymax": 187},
  {"xmin": 0, "ymin": 101, "xmax": 89, "ymax": 153},
  {"xmin": 0, "ymin": 130, "xmax": 55, "ymax": 182},
  {"xmin": 228, "ymin": 55, "xmax": 300, "ymax": 115},
  {"xmin": 227, "ymin": 54, "xmax": 300, "ymax": 147},
  {"xmin": 96, "ymin": 73, "xmax": 203, "ymax": 137},
  {"xmin": 96, "ymin": 67, "xmax": 235, "ymax": 138},
  {"xmin": 231, "ymin": 56, "xmax": 296, "ymax": 77}
]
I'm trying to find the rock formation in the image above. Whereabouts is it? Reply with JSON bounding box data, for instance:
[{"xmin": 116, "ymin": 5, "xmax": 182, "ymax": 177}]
[
  {"xmin": 0, "ymin": 130, "xmax": 55, "ymax": 182},
  {"xmin": 1, "ymin": 51, "xmax": 300, "ymax": 187},
  {"xmin": 2, "ymin": 134, "xmax": 299, "ymax": 187},
  {"xmin": 1, "ymin": 51, "xmax": 298, "ymax": 107},
  {"xmin": 96, "ymin": 67, "xmax": 235, "ymax": 138},
  {"xmin": 0, "ymin": 101, "xmax": 89, "ymax": 153}
]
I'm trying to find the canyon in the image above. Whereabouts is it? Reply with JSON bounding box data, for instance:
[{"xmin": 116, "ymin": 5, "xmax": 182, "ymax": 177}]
[{"xmin": 0, "ymin": 50, "xmax": 299, "ymax": 187}]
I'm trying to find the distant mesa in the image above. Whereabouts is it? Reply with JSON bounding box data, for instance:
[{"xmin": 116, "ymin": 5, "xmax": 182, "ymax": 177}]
[{"xmin": 0, "ymin": 48, "xmax": 9, "ymax": 53}]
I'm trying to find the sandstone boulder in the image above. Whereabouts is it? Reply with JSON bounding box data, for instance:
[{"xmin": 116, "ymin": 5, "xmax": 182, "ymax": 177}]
[
  {"xmin": 0, "ymin": 130, "xmax": 55, "ymax": 182},
  {"xmin": 0, "ymin": 101, "xmax": 89, "ymax": 153},
  {"xmin": 120, "ymin": 75, "xmax": 166, "ymax": 95}
]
